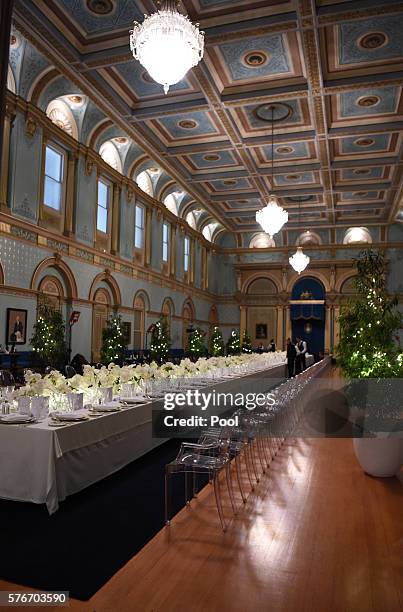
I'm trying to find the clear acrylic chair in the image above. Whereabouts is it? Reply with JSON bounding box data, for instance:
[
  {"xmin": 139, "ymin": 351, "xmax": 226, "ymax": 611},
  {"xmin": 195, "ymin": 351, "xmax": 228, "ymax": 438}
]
[{"xmin": 165, "ymin": 435, "xmax": 232, "ymax": 531}]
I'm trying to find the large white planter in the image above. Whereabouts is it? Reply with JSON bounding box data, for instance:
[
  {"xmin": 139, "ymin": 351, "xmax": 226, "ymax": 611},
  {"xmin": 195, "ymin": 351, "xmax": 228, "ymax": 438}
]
[{"xmin": 353, "ymin": 436, "xmax": 403, "ymax": 477}]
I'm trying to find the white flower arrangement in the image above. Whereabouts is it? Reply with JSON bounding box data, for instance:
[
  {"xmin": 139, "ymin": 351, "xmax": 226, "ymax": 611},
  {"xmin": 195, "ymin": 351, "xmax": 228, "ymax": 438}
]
[{"xmin": 12, "ymin": 352, "xmax": 286, "ymax": 402}]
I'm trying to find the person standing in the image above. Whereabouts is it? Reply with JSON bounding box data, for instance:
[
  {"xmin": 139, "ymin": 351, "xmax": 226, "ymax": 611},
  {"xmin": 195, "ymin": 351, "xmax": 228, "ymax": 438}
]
[
  {"xmin": 268, "ymin": 338, "xmax": 276, "ymax": 352},
  {"xmin": 296, "ymin": 336, "xmax": 308, "ymax": 371},
  {"xmin": 286, "ymin": 338, "xmax": 296, "ymax": 378}
]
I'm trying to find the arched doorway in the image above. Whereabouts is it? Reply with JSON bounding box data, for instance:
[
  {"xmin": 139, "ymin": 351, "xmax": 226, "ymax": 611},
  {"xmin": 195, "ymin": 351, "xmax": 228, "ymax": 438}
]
[
  {"xmin": 182, "ymin": 298, "xmax": 195, "ymax": 349},
  {"xmin": 133, "ymin": 294, "xmax": 146, "ymax": 350},
  {"xmin": 92, "ymin": 288, "xmax": 111, "ymax": 362},
  {"xmin": 208, "ymin": 305, "xmax": 219, "ymax": 344},
  {"xmin": 290, "ymin": 277, "xmax": 325, "ymax": 357},
  {"xmin": 161, "ymin": 297, "xmax": 174, "ymax": 337}
]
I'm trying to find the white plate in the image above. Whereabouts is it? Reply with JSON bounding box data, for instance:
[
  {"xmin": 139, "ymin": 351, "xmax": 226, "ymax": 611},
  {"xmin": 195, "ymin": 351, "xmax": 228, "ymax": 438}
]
[
  {"xmin": 120, "ymin": 396, "xmax": 149, "ymax": 404},
  {"xmin": 51, "ymin": 413, "xmax": 89, "ymax": 422},
  {"xmin": 92, "ymin": 404, "xmax": 121, "ymax": 412},
  {"xmin": 0, "ymin": 414, "xmax": 35, "ymax": 424}
]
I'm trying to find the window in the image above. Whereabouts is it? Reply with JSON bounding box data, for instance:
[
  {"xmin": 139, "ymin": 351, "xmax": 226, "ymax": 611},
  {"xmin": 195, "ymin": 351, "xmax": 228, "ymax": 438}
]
[
  {"xmin": 184, "ymin": 236, "xmax": 190, "ymax": 272},
  {"xmin": 343, "ymin": 227, "xmax": 372, "ymax": 245},
  {"xmin": 162, "ymin": 222, "xmax": 169, "ymax": 262},
  {"xmin": 134, "ymin": 205, "xmax": 144, "ymax": 249},
  {"xmin": 99, "ymin": 141, "xmax": 122, "ymax": 173},
  {"xmin": 46, "ymin": 99, "xmax": 78, "ymax": 139},
  {"xmin": 136, "ymin": 170, "xmax": 153, "ymax": 196},
  {"xmin": 249, "ymin": 233, "xmax": 275, "ymax": 248},
  {"xmin": 97, "ymin": 179, "xmax": 110, "ymax": 233},
  {"xmin": 43, "ymin": 145, "xmax": 64, "ymax": 211},
  {"xmin": 164, "ymin": 194, "xmax": 178, "ymax": 216},
  {"xmin": 186, "ymin": 211, "xmax": 197, "ymax": 229}
]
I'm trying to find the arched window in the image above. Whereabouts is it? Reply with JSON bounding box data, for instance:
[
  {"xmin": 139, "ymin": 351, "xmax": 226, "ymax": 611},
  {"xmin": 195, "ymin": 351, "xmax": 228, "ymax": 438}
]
[
  {"xmin": 164, "ymin": 193, "xmax": 178, "ymax": 216},
  {"xmin": 186, "ymin": 211, "xmax": 197, "ymax": 229},
  {"xmin": 297, "ymin": 231, "xmax": 321, "ymax": 247},
  {"xmin": 99, "ymin": 140, "xmax": 122, "ymax": 173},
  {"xmin": 136, "ymin": 170, "xmax": 154, "ymax": 197},
  {"xmin": 7, "ymin": 65, "xmax": 16, "ymax": 93},
  {"xmin": 46, "ymin": 99, "xmax": 78, "ymax": 139},
  {"xmin": 38, "ymin": 276, "xmax": 63, "ymax": 311},
  {"xmin": 343, "ymin": 227, "xmax": 372, "ymax": 245},
  {"xmin": 249, "ymin": 233, "xmax": 275, "ymax": 248},
  {"xmin": 202, "ymin": 222, "xmax": 219, "ymax": 242}
]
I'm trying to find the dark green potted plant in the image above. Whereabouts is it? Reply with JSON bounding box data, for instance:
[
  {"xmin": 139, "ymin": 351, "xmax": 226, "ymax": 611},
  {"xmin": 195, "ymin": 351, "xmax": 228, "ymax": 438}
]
[{"xmin": 337, "ymin": 249, "xmax": 403, "ymax": 476}]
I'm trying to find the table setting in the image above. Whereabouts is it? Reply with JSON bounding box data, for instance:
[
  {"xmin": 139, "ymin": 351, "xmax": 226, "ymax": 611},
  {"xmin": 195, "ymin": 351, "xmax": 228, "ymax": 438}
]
[{"xmin": 0, "ymin": 352, "xmax": 288, "ymax": 513}]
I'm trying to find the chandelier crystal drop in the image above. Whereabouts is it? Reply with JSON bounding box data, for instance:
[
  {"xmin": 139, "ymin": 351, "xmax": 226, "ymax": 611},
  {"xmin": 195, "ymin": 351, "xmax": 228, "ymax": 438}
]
[
  {"xmin": 289, "ymin": 246, "xmax": 310, "ymax": 274},
  {"xmin": 129, "ymin": 0, "xmax": 204, "ymax": 95},
  {"xmin": 256, "ymin": 194, "xmax": 289, "ymax": 238}
]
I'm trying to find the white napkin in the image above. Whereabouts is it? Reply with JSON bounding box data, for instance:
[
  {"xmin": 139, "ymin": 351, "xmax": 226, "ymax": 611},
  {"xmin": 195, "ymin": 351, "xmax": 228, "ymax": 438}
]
[
  {"xmin": 0, "ymin": 413, "xmax": 34, "ymax": 422},
  {"xmin": 52, "ymin": 409, "xmax": 88, "ymax": 421}
]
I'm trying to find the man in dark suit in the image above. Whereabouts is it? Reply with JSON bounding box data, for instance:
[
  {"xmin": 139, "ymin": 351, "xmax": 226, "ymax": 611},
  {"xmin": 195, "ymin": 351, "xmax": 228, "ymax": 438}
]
[{"xmin": 286, "ymin": 338, "xmax": 296, "ymax": 378}]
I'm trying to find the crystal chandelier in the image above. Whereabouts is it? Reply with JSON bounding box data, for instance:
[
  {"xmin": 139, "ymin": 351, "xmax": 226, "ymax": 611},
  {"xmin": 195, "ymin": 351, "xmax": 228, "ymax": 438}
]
[
  {"xmin": 289, "ymin": 246, "xmax": 310, "ymax": 274},
  {"xmin": 289, "ymin": 196, "xmax": 310, "ymax": 274},
  {"xmin": 256, "ymin": 194, "xmax": 289, "ymax": 238},
  {"xmin": 130, "ymin": 1, "xmax": 204, "ymax": 95},
  {"xmin": 255, "ymin": 105, "xmax": 288, "ymax": 238}
]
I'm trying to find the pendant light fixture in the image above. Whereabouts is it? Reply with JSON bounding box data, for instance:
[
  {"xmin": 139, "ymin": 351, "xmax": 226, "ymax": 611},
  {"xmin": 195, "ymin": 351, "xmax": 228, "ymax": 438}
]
[
  {"xmin": 130, "ymin": 0, "xmax": 204, "ymax": 95},
  {"xmin": 289, "ymin": 197, "xmax": 310, "ymax": 274},
  {"xmin": 256, "ymin": 105, "xmax": 288, "ymax": 238}
]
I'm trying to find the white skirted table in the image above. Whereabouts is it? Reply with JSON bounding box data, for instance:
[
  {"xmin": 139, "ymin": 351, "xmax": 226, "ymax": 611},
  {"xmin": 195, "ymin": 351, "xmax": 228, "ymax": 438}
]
[{"xmin": 0, "ymin": 358, "xmax": 310, "ymax": 513}]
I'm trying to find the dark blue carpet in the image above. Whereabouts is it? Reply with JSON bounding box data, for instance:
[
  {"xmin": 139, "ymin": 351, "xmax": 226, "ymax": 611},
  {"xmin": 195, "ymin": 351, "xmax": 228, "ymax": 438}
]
[{"xmin": 0, "ymin": 439, "xmax": 205, "ymax": 600}]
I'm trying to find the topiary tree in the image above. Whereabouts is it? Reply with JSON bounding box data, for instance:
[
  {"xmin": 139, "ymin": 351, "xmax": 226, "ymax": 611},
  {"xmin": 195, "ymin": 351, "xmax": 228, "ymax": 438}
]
[
  {"xmin": 150, "ymin": 317, "xmax": 171, "ymax": 363},
  {"xmin": 226, "ymin": 329, "xmax": 241, "ymax": 355},
  {"xmin": 30, "ymin": 303, "xmax": 67, "ymax": 371},
  {"xmin": 209, "ymin": 326, "xmax": 225, "ymax": 357},
  {"xmin": 187, "ymin": 327, "xmax": 206, "ymax": 360},
  {"xmin": 100, "ymin": 315, "xmax": 127, "ymax": 364},
  {"xmin": 337, "ymin": 249, "xmax": 403, "ymax": 378},
  {"xmin": 241, "ymin": 330, "xmax": 253, "ymax": 354}
]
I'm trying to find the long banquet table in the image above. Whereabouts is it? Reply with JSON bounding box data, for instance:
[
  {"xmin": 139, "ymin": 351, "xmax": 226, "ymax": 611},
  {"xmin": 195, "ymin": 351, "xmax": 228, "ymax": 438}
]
[{"xmin": 0, "ymin": 357, "xmax": 312, "ymax": 514}]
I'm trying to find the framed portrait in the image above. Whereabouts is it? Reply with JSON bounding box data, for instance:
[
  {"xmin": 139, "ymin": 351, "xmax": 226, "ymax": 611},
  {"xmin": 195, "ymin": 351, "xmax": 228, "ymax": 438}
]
[
  {"xmin": 255, "ymin": 323, "xmax": 267, "ymax": 339},
  {"xmin": 6, "ymin": 309, "xmax": 27, "ymax": 345},
  {"xmin": 122, "ymin": 321, "xmax": 131, "ymax": 345}
]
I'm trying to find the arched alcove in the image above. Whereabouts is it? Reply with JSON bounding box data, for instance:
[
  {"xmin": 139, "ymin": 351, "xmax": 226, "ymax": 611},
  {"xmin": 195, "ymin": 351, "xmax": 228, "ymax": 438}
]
[
  {"xmin": 182, "ymin": 298, "xmax": 195, "ymax": 349},
  {"xmin": 133, "ymin": 290, "xmax": 150, "ymax": 350},
  {"xmin": 31, "ymin": 257, "xmax": 77, "ymax": 300},
  {"xmin": 291, "ymin": 276, "xmax": 326, "ymax": 356},
  {"xmin": 46, "ymin": 99, "xmax": 78, "ymax": 139}
]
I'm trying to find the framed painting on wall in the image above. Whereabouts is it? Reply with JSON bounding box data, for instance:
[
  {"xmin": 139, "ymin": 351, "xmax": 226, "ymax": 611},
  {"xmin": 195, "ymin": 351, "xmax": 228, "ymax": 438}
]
[
  {"xmin": 6, "ymin": 308, "xmax": 28, "ymax": 345},
  {"xmin": 255, "ymin": 323, "xmax": 267, "ymax": 339}
]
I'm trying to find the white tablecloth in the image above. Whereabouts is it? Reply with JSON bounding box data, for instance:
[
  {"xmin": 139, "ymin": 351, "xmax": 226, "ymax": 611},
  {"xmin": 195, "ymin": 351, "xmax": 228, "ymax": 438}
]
[{"xmin": 0, "ymin": 358, "xmax": 300, "ymax": 513}]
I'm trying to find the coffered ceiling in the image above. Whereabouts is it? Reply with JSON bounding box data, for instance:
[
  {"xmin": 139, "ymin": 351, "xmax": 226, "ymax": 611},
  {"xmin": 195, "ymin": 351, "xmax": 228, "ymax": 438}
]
[{"xmin": 11, "ymin": 0, "xmax": 403, "ymax": 241}]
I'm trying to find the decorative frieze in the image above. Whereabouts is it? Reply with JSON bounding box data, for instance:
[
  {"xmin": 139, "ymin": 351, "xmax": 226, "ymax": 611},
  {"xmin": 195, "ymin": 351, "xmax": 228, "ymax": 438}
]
[
  {"xmin": 47, "ymin": 238, "xmax": 68, "ymax": 254},
  {"xmin": 10, "ymin": 225, "xmax": 37, "ymax": 243},
  {"xmin": 100, "ymin": 256, "xmax": 115, "ymax": 269},
  {"xmin": 75, "ymin": 248, "xmax": 94, "ymax": 263}
]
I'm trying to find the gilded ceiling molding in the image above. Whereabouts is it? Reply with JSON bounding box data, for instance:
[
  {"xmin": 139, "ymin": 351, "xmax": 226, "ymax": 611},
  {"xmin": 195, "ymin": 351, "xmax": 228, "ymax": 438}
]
[
  {"xmin": 206, "ymin": 21, "xmax": 297, "ymax": 46},
  {"xmin": 318, "ymin": 3, "xmax": 403, "ymax": 25}
]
